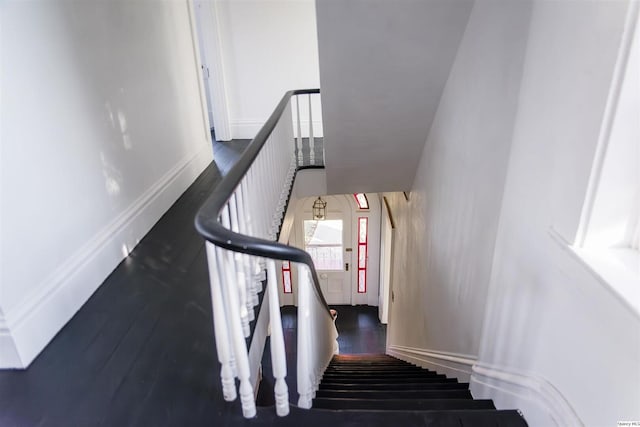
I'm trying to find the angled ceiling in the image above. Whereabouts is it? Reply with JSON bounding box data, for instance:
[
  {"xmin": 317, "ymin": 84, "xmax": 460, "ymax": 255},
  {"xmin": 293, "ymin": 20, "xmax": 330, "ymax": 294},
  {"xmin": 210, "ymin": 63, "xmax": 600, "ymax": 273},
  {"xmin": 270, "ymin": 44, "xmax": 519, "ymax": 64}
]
[{"xmin": 316, "ymin": 0, "xmax": 474, "ymax": 194}]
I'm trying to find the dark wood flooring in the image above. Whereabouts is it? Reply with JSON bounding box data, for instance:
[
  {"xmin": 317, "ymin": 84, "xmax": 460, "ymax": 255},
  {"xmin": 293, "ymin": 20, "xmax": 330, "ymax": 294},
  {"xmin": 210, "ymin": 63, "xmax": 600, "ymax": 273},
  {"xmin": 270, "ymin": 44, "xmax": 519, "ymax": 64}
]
[{"xmin": 0, "ymin": 138, "xmax": 386, "ymax": 427}]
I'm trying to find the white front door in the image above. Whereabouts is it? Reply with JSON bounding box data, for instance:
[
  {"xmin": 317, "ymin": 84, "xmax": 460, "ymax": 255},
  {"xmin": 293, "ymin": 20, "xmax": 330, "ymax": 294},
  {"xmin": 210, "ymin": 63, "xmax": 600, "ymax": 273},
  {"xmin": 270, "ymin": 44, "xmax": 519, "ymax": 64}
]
[{"xmin": 301, "ymin": 197, "xmax": 353, "ymax": 305}]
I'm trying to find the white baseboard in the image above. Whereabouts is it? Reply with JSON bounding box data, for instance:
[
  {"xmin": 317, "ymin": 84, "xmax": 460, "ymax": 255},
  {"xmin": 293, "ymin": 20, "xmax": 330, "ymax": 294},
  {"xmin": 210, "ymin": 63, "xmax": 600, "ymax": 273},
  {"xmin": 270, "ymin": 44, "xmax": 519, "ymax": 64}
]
[
  {"xmin": 388, "ymin": 344, "xmax": 581, "ymax": 426},
  {"xmin": 0, "ymin": 313, "xmax": 21, "ymax": 367},
  {"xmin": 231, "ymin": 119, "xmax": 323, "ymax": 140},
  {"xmin": 471, "ymin": 363, "xmax": 583, "ymax": 427},
  {"xmin": 0, "ymin": 143, "xmax": 213, "ymax": 369},
  {"xmin": 388, "ymin": 344, "xmax": 477, "ymax": 382}
]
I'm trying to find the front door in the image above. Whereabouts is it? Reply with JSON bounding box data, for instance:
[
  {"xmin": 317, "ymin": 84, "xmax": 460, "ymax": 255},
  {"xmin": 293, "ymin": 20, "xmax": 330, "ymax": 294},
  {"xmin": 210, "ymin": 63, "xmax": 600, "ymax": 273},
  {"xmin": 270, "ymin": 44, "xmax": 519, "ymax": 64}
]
[{"xmin": 301, "ymin": 197, "xmax": 352, "ymax": 304}]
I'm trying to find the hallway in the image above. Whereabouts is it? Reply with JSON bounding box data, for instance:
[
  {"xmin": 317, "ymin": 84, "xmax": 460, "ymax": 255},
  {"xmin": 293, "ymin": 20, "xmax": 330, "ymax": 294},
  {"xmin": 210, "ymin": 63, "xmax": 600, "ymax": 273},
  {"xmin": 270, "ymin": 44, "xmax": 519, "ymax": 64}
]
[{"xmin": 0, "ymin": 139, "xmax": 385, "ymax": 427}]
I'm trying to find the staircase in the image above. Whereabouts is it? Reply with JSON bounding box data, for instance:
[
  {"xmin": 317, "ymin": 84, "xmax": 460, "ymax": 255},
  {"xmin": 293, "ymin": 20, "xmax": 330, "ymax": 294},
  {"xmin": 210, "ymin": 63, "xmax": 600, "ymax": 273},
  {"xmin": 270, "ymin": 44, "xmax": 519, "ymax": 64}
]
[{"xmin": 311, "ymin": 354, "xmax": 528, "ymax": 426}]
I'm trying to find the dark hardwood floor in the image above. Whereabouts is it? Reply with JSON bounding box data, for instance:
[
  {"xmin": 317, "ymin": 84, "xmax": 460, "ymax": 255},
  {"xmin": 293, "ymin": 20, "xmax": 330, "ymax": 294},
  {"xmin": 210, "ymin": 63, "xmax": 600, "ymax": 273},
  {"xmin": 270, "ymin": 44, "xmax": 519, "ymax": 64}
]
[{"xmin": 0, "ymin": 138, "xmax": 387, "ymax": 427}]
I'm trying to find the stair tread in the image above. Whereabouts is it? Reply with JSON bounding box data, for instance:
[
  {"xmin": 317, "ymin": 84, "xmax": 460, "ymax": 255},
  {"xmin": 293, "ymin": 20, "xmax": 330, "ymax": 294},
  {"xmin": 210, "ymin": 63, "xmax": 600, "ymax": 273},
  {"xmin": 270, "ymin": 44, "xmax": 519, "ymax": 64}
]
[
  {"xmin": 313, "ymin": 355, "xmax": 526, "ymax": 425},
  {"xmin": 320, "ymin": 382, "xmax": 469, "ymax": 391},
  {"xmin": 248, "ymin": 402, "xmax": 529, "ymax": 427},
  {"xmin": 316, "ymin": 389, "xmax": 473, "ymax": 399},
  {"xmin": 320, "ymin": 375, "xmax": 448, "ymax": 384},
  {"xmin": 303, "ymin": 408, "xmax": 528, "ymax": 427},
  {"xmin": 323, "ymin": 374, "xmax": 442, "ymax": 380},
  {"xmin": 328, "ymin": 366, "xmax": 412, "ymax": 370},
  {"xmin": 312, "ymin": 397, "xmax": 496, "ymax": 411}
]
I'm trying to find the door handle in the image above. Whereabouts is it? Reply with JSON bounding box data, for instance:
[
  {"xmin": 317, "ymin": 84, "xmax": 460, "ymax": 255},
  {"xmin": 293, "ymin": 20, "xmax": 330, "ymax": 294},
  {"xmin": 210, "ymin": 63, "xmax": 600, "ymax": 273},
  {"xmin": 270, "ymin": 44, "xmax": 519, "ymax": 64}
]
[{"xmin": 345, "ymin": 263, "xmax": 349, "ymax": 271}]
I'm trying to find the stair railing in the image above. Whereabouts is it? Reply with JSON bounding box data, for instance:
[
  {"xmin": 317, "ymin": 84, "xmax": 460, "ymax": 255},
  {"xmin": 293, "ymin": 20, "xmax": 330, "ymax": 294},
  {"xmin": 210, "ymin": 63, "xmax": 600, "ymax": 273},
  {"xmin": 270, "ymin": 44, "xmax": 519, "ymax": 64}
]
[{"xmin": 195, "ymin": 89, "xmax": 338, "ymax": 418}]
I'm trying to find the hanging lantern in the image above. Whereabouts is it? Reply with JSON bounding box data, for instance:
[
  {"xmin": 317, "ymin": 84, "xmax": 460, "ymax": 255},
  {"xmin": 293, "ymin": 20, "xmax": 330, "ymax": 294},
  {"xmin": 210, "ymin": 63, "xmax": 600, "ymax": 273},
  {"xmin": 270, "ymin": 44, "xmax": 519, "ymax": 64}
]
[{"xmin": 312, "ymin": 196, "xmax": 327, "ymax": 220}]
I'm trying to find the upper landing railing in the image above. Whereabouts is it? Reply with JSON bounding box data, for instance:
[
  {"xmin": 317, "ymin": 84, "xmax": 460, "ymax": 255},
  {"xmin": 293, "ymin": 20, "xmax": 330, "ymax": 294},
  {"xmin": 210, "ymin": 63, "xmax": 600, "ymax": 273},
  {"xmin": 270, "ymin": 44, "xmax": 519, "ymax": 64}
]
[{"xmin": 195, "ymin": 89, "xmax": 338, "ymax": 418}]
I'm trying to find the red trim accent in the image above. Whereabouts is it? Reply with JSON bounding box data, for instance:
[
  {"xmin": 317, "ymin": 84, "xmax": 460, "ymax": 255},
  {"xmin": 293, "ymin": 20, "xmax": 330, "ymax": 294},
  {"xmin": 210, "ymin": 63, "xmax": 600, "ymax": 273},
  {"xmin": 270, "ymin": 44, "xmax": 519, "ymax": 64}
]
[
  {"xmin": 281, "ymin": 262, "xmax": 292, "ymax": 293},
  {"xmin": 353, "ymin": 193, "xmax": 369, "ymax": 210},
  {"xmin": 357, "ymin": 217, "xmax": 368, "ymax": 293}
]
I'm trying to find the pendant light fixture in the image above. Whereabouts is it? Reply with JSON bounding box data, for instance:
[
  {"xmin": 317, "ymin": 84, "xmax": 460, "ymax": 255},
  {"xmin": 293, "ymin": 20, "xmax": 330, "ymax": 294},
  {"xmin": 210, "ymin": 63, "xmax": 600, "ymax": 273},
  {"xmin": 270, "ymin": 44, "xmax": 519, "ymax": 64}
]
[{"xmin": 312, "ymin": 196, "xmax": 327, "ymax": 220}]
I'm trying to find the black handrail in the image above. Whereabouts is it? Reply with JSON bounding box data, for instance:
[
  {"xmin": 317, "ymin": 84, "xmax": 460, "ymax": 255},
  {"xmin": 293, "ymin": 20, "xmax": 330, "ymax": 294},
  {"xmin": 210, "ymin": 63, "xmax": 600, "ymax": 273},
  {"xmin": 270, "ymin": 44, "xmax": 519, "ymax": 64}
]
[{"xmin": 194, "ymin": 88, "xmax": 333, "ymax": 318}]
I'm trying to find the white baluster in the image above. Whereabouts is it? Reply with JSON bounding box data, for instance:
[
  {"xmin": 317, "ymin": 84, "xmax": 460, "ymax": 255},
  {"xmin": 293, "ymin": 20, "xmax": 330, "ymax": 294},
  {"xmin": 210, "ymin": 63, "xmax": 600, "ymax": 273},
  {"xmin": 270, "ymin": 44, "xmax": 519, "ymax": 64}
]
[
  {"xmin": 235, "ymin": 185, "xmax": 259, "ymax": 310},
  {"xmin": 296, "ymin": 96, "xmax": 304, "ymax": 165},
  {"xmin": 216, "ymin": 244, "xmax": 256, "ymax": 418},
  {"xmin": 308, "ymin": 94, "xmax": 315, "ymax": 165},
  {"xmin": 205, "ymin": 242, "xmax": 237, "ymax": 402},
  {"xmin": 222, "ymin": 203, "xmax": 251, "ymax": 337},
  {"xmin": 266, "ymin": 260, "xmax": 290, "ymax": 416},
  {"xmin": 297, "ymin": 264, "xmax": 313, "ymax": 409},
  {"xmin": 228, "ymin": 198, "xmax": 253, "ymax": 337}
]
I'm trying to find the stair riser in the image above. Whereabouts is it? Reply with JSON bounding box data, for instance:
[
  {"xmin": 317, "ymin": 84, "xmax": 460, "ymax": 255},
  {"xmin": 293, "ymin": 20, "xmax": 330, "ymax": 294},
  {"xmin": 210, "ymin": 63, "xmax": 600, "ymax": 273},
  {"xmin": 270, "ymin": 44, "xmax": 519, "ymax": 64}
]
[
  {"xmin": 328, "ymin": 365, "xmax": 413, "ymax": 369},
  {"xmin": 320, "ymin": 377, "xmax": 447, "ymax": 384},
  {"xmin": 319, "ymin": 382, "xmax": 468, "ymax": 391},
  {"xmin": 311, "ymin": 398, "xmax": 496, "ymax": 411},
  {"xmin": 315, "ymin": 390, "xmax": 472, "ymax": 399},
  {"xmin": 329, "ymin": 362, "xmax": 407, "ymax": 365},
  {"xmin": 326, "ymin": 367, "xmax": 424, "ymax": 372},
  {"xmin": 323, "ymin": 372, "xmax": 440, "ymax": 378}
]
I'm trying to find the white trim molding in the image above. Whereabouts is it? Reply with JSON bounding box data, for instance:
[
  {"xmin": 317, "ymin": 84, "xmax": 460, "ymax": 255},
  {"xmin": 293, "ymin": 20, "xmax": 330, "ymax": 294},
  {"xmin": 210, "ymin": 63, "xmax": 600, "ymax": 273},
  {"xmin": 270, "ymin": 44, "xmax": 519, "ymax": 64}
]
[
  {"xmin": 471, "ymin": 362, "xmax": 583, "ymax": 427},
  {"xmin": 0, "ymin": 311, "xmax": 21, "ymax": 368},
  {"xmin": 388, "ymin": 344, "xmax": 477, "ymax": 382},
  {"xmin": 0, "ymin": 143, "xmax": 213, "ymax": 369}
]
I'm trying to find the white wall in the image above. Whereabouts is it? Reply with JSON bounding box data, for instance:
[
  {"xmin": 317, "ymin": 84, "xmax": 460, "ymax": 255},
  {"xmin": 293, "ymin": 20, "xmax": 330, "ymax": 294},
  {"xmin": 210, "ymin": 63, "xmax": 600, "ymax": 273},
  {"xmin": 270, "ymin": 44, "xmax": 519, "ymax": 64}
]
[
  {"xmin": 0, "ymin": 0, "xmax": 212, "ymax": 368},
  {"xmin": 474, "ymin": 2, "xmax": 639, "ymax": 426},
  {"xmin": 386, "ymin": 0, "xmax": 531, "ymax": 367},
  {"xmin": 387, "ymin": 0, "xmax": 640, "ymax": 425},
  {"xmin": 316, "ymin": 0, "xmax": 474, "ymax": 194},
  {"xmin": 213, "ymin": 0, "xmax": 321, "ymax": 139}
]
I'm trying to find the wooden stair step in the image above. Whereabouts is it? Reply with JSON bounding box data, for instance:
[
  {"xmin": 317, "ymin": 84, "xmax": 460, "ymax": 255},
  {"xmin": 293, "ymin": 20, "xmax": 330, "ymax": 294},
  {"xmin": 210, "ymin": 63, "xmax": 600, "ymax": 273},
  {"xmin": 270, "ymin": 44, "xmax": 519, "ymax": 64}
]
[
  {"xmin": 311, "ymin": 397, "xmax": 496, "ymax": 411},
  {"xmin": 320, "ymin": 374, "xmax": 448, "ymax": 384},
  {"xmin": 319, "ymin": 382, "xmax": 468, "ymax": 391},
  {"xmin": 328, "ymin": 363, "xmax": 412, "ymax": 368},
  {"xmin": 323, "ymin": 371, "xmax": 441, "ymax": 379},
  {"xmin": 315, "ymin": 389, "xmax": 473, "ymax": 400},
  {"xmin": 326, "ymin": 365, "xmax": 429, "ymax": 372}
]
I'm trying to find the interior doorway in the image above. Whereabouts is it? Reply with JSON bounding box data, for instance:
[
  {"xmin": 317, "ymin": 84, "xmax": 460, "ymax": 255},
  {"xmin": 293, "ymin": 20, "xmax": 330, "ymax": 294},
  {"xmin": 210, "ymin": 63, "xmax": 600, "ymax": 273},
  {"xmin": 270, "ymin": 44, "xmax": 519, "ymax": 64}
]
[
  {"xmin": 193, "ymin": 0, "xmax": 216, "ymax": 137},
  {"xmin": 282, "ymin": 193, "xmax": 381, "ymax": 307},
  {"xmin": 189, "ymin": 0, "xmax": 232, "ymax": 141},
  {"xmin": 299, "ymin": 195, "xmax": 353, "ymax": 304}
]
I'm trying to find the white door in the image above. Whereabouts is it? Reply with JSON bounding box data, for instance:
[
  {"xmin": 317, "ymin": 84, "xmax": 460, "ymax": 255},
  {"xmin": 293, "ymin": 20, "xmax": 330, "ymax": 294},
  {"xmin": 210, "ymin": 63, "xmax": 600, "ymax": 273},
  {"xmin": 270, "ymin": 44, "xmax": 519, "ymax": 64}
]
[
  {"xmin": 193, "ymin": 1, "xmax": 215, "ymax": 129},
  {"xmin": 300, "ymin": 197, "xmax": 353, "ymax": 305}
]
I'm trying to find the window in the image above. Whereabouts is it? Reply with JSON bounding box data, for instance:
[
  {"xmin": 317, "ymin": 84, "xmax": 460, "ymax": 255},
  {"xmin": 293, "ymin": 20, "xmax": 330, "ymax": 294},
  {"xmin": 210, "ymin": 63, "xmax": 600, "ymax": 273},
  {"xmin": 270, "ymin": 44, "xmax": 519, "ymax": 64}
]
[
  {"xmin": 281, "ymin": 261, "xmax": 292, "ymax": 293},
  {"xmin": 572, "ymin": 16, "xmax": 639, "ymax": 313},
  {"xmin": 354, "ymin": 193, "xmax": 369, "ymax": 210},
  {"xmin": 357, "ymin": 217, "xmax": 368, "ymax": 293},
  {"xmin": 304, "ymin": 220, "xmax": 343, "ymax": 270}
]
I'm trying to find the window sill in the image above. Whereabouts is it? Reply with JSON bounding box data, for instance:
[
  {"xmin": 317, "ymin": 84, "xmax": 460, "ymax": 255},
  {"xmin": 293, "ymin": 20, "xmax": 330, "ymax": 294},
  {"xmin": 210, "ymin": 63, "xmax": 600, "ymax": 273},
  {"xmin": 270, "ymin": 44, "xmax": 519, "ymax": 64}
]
[{"xmin": 571, "ymin": 246, "xmax": 640, "ymax": 316}]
